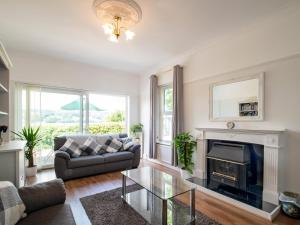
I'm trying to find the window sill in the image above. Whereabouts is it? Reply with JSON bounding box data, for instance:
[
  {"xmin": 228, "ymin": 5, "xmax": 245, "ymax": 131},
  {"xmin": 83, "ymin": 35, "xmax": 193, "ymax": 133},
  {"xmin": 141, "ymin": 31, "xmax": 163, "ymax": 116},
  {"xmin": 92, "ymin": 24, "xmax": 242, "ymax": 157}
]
[{"xmin": 156, "ymin": 141, "xmax": 172, "ymax": 146}]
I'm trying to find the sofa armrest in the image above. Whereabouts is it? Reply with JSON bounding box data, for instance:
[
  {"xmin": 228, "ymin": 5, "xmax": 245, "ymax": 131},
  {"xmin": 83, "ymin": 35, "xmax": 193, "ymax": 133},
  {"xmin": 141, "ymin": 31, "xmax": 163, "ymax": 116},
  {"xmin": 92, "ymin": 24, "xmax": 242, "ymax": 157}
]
[
  {"xmin": 55, "ymin": 150, "xmax": 71, "ymax": 160},
  {"xmin": 128, "ymin": 144, "xmax": 141, "ymax": 168},
  {"xmin": 18, "ymin": 179, "xmax": 66, "ymax": 214},
  {"xmin": 128, "ymin": 144, "xmax": 140, "ymax": 153}
]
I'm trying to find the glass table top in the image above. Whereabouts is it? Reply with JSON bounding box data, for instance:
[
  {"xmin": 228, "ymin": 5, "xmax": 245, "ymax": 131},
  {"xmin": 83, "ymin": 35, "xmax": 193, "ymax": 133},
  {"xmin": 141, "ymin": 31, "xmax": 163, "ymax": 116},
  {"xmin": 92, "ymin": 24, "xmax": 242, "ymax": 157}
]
[
  {"xmin": 124, "ymin": 188, "xmax": 195, "ymax": 225},
  {"xmin": 122, "ymin": 167, "xmax": 196, "ymax": 200}
]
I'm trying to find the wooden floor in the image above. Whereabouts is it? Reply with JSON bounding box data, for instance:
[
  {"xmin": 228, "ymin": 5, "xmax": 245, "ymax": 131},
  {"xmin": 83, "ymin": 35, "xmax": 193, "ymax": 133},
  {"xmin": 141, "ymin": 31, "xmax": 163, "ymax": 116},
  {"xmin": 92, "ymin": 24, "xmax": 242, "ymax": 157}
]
[{"xmin": 26, "ymin": 160, "xmax": 297, "ymax": 225}]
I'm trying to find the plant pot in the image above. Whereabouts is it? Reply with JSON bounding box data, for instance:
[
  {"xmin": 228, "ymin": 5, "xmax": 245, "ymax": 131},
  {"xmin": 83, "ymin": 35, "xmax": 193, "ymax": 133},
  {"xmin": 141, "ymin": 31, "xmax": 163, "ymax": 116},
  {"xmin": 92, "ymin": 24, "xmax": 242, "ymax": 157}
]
[
  {"xmin": 25, "ymin": 165, "xmax": 38, "ymax": 177},
  {"xmin": 180, "ymin": 169, "xmax": 192, "ymax": 179}
]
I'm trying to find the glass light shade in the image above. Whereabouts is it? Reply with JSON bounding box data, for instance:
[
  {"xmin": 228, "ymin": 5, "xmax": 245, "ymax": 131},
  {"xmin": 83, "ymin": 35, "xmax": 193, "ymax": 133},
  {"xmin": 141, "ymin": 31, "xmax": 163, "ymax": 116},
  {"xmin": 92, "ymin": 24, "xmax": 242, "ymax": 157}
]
[
  {"xmin": 125, "ymin": 30, "xmax": 135, "ymax": 40},
  {"xmin": 102, "ymin": 24, "xmax": 113, "ymax": 35},
  {"xmin": 109, "ymin": 35, "xmax": 118, "ymax": 42}
]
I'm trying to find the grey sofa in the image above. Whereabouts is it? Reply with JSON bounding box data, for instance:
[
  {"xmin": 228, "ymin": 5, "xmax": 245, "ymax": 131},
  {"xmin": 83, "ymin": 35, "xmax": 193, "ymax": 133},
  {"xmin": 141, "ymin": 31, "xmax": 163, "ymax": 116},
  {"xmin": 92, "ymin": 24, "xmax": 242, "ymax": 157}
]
[
  {"xmin": 54, "ymin": 133, "xmax": 141, "ymax": 180},
  {"xmin": 17, "ymin": 179, "xmax": 75, "ymax": 225}
]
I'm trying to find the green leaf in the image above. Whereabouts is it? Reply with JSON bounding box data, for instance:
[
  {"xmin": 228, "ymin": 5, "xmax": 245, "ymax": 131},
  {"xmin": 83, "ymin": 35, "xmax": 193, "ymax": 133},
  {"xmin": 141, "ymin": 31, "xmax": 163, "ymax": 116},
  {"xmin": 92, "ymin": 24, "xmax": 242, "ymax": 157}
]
[
  {"xmin": 11, "ymin": 126, "xmax": 41, "ymax": 165},
  {"xmin": 173, "ymin": 132, "xmax": 197, "ymax": 173}
]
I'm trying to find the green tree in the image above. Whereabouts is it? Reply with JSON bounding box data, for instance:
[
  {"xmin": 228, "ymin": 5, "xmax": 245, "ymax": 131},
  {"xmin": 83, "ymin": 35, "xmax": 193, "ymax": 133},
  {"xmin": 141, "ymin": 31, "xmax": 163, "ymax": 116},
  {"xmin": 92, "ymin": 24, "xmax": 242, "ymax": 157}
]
[{"xmin": 106, "ymin": 110, "xmax": 125, "ymax": 122}]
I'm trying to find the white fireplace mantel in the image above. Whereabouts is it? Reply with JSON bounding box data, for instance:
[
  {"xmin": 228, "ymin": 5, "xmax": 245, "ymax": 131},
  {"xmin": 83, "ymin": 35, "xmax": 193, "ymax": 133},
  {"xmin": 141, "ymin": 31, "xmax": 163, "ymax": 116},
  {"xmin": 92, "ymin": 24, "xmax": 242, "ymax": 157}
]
[{"xmin": 194, "ymin": 127, "xmax": 287, "ymax": 206}]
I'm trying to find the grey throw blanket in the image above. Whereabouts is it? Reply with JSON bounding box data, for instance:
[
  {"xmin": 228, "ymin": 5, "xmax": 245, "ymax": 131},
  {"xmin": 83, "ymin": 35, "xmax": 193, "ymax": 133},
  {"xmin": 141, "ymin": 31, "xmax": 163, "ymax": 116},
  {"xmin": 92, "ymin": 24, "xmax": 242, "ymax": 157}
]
[{"xmin": 0, "ymin": 181, "xmax": 25, "ymax": 225}]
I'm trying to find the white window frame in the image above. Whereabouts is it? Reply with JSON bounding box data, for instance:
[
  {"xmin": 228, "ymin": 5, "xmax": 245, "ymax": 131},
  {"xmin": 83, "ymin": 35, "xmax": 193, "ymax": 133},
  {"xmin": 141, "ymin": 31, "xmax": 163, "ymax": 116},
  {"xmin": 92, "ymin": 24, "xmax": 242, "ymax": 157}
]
[{"xmin": 158, "ymin": 84, "xmax": 173, "ymax": 143}]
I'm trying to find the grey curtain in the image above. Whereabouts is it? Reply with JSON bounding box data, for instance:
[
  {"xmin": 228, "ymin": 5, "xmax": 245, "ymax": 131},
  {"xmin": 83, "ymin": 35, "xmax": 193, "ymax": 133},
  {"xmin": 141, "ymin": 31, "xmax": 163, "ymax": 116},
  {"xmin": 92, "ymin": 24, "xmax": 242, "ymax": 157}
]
[
  {"xmin": 149, "ymin": 75, "xmax": 158, "ymax": 159},
  {"xmin": 172, "ymin": 65, "xmax": 184, "ymax": 166}
]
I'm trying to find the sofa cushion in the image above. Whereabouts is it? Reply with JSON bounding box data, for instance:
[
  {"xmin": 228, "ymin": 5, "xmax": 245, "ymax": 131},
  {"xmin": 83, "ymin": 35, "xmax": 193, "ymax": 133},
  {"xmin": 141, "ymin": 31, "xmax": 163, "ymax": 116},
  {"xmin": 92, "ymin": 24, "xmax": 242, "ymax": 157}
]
[
  {"xmin": 18, "ymin": 179, "xmax": 66, "ymax": 214},
  {"xmin": 81, "ymin": 137, "xmax": 104, "ymax": 155},
  {"xmin": 16, "ymin": 204, "xmax": 75, "ymax": 225},
  {"xmin": 104, "ymin": 138, "xmax": 123, "ymax": 153},
  {"xmin": 95, "ymin": 134, "xmax": 127, "ymax": 145},
  {"xmin": 54, "ymin": 134, "xmax": 128, "ymax": 150},
  {"xmin": 122, "ymin": 138, "xmax": 135, "ymax": 151},
  {"xmin": 59, "ymin": 138, "xmax": 82, "ymax": 158},
  {"xmin": 102, "ymin": 152, "xmax": 134, "ymax": 163},
  {"xmin": 68, "ymin": 155, "xmax": 105, "ymax": 169}
]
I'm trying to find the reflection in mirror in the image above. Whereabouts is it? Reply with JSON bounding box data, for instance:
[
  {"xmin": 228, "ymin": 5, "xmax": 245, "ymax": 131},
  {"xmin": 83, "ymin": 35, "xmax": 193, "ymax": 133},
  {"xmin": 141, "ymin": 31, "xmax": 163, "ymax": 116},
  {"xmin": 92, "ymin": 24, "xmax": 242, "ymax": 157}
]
[{"xmin": 210, "ymin": 74, "xmax": 264, "ymax": 121}]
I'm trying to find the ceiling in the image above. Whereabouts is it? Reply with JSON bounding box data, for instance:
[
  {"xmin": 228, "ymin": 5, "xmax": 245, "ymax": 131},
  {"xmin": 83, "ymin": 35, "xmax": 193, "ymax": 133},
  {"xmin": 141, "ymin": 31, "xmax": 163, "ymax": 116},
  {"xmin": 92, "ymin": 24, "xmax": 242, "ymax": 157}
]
[{"xmin": 0, "ymin": 0, "xmax": 296, "ymax": 74}]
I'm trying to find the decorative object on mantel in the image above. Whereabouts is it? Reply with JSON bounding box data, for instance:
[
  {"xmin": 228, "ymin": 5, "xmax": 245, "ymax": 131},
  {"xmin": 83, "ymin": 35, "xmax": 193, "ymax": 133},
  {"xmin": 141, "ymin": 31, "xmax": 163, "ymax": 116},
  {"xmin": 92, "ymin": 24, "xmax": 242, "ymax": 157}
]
[
  {"xmin": 226, "ymin": 121, "xmax": 235, "ymax": 129},
  {"xmin": 279, "ymin": 192, "xmax": 300, "ymax": 219},
  {"xmin": 93, "ymin": 0, "xmax": 142, "ymax": 42},
  {"xmin": 174, "ymin": 132, "xmax": 197, "ymax": 179},
  {"xmin": 0, "ymin": 125, "xmax": 8, "ymax": 145},
  {"xmin": 12, "ymin": 127, "xmax": 42, "ymax": 177}
]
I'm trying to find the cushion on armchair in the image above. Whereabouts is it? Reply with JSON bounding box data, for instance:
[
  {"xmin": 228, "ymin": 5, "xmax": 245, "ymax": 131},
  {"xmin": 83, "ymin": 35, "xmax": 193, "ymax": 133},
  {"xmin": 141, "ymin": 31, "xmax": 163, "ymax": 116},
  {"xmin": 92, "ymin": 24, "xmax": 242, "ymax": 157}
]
[{"xmin": 18, "ymin": 179, "xmax": 66, "ymax": 214}]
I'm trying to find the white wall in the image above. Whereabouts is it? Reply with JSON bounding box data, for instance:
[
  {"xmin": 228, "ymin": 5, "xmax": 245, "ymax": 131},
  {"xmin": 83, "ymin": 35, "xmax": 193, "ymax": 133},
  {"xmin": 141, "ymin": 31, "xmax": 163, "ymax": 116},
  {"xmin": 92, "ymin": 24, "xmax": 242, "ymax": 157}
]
[
  {"xmin": 8, "ymin": 49, "xmax": 140, "ymax": 129},
  {"xmin": 140, "ymin": 5, "xmax": 300, "ymax": 192}
]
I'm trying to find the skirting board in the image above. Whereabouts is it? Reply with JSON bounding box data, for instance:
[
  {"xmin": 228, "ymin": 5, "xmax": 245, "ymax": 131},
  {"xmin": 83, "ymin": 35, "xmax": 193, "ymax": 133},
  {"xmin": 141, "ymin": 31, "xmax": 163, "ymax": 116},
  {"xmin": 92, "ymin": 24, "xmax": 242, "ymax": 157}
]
[{"xmin": 187, "ymin": 179, "xmax": 281, "ymax": 221}]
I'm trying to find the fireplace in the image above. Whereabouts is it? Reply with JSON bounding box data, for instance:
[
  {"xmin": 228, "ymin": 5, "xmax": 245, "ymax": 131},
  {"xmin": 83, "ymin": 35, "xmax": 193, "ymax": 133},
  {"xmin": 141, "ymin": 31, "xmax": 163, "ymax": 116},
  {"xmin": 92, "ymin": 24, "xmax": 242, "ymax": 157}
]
[
  {"xmin": 207, "ymin": 141, "xmax": 251, "ymax": 191},
  {"xmin": 205, "ymin": 140, "xmax": 264, "ymax": 207},
  {"xmin": 187, "ymin": 128, "xmax": 286, "ymax": 220}
]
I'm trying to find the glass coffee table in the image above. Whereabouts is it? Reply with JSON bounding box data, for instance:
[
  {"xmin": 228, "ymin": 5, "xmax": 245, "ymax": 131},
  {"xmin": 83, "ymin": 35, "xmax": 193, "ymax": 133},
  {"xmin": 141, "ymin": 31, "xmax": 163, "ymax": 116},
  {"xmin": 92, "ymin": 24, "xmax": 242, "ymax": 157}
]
[{"xmin": 121, "ymin": 167, "xmax": 196, "ymax": 225}]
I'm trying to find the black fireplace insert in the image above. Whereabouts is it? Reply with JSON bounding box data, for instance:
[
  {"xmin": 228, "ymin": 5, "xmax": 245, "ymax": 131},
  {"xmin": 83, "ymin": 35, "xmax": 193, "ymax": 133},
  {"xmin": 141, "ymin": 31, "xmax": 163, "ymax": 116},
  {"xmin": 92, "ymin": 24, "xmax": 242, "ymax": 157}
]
[{"xmin": 206, "ymin": 140, "xmax": 264, "ymax": 207}]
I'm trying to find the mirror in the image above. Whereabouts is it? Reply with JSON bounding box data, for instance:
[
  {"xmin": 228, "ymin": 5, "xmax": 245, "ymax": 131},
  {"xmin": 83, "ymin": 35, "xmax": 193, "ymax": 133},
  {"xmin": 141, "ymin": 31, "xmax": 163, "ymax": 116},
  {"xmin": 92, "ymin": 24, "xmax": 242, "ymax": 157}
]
[{"xmin": 210, "ymin": 73, "xmax": 264, "ymax": 121}]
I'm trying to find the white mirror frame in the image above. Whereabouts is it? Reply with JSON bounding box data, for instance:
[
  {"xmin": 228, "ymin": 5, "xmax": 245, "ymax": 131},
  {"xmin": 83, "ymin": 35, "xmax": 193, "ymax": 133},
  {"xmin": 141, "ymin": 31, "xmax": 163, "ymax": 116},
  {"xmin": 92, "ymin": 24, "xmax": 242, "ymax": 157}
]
[{"xmin": 209, "ymin": 73, "xmax": 265, "ymax": 122}]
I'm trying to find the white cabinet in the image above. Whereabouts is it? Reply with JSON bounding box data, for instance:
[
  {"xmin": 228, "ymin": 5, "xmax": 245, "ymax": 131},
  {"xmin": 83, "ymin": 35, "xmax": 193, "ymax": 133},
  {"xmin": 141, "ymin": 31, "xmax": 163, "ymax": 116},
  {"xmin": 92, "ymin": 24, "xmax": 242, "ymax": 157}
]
[{"xmin": 0, "ymin": 141, "xmax": 26, "ymax": 187}]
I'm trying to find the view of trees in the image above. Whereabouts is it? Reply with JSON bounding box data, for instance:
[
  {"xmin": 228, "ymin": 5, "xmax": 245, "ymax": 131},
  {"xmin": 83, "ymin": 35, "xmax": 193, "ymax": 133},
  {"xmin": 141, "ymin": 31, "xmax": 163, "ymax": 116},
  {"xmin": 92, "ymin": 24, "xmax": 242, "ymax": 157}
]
[
  {"xmin": 36, "ymin": 110, "xmax": 126, "ymax": 150},
  {"xmin": 105, "ymin": 110, "xmax": 125, "ymax": 122}
]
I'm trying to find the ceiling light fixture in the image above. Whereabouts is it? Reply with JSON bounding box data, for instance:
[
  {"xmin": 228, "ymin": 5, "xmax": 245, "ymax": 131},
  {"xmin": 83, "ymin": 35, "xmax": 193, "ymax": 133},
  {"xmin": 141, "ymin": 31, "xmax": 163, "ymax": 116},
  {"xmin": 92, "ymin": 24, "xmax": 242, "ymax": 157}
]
[{"xmin": 93, "ymin": 0, "xmax": 142, "ymax": 42}]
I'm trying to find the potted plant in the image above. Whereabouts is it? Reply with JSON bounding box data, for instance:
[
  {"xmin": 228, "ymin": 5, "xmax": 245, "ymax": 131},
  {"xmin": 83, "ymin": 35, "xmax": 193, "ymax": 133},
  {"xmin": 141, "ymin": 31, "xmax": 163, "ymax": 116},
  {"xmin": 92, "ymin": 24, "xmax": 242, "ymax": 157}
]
[
  {"xmin": 130, "ymin": 123, "xmax": 143, "ymax": 140},
  {"xmin": 12, "ymin": 127, "xmax": 41, "ymax": 177},
  {"xmin": 174, "ymin": 132, "xmax": 197, "ymax": 179}
]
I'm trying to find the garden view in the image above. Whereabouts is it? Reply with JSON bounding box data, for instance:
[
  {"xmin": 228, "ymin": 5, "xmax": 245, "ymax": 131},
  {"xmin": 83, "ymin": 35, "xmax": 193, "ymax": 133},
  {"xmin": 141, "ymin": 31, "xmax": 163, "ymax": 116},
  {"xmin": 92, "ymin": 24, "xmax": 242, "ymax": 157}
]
[{"xmin": 23, "ymin": 90, "xmax": 127, "ymax": 167}]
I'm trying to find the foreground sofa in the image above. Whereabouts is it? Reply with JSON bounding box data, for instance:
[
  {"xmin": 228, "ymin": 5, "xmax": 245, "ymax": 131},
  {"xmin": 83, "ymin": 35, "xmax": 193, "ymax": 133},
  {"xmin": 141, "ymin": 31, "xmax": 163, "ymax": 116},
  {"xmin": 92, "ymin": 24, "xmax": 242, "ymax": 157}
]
[
  {"xmin": 54, "ymin": 133, "xmax": 141, "ymax": 180},
  {"xmin": 17, "ymin": 179, "xmax": 75, "ymax": 225}
]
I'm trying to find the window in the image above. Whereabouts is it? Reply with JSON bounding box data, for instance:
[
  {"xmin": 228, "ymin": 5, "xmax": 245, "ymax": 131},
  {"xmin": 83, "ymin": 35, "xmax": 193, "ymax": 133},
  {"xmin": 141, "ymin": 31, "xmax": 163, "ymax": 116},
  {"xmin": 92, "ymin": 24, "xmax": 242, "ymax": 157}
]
[
  {"xmin": 159, "ymin": 86, "xmax": 173, "ymax": 142},
  {"xmin": 88, "ymin": 94, "xmax": 127, "ymax": 134},
  {"xmin": 15, "ymin": 83, "xmax": 129, "ymax": 168}
]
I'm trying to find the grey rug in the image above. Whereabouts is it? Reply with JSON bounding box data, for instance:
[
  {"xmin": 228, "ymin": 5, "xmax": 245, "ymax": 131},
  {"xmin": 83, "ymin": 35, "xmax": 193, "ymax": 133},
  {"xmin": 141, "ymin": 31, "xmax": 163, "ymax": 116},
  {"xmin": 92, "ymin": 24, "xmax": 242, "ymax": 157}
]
[{"xmin": 80, "ymin": 185, "xmax": 221, "ymax": 225}]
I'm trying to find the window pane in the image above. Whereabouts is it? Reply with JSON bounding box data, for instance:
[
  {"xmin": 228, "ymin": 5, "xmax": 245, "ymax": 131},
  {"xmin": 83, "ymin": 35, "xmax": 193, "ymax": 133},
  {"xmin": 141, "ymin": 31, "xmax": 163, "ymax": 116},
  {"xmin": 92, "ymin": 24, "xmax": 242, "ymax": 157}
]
[
  {"xmin": 160, "ymin": 86, "xmax": 173, "ymax": 142},
  {"xmin": 34, "ymin": 91, "xmax": 82, "ymax": 168},
  {"xmin": 162, "ymin": 114, "xmax": 172, "ymax": 141},
  {"xmin": 164, "ymin": 88, "xmax": 173, "ymax": 112},
  {"xmin": 88, "ymin": 94, "xmax": 126, "ymax": 134}
]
